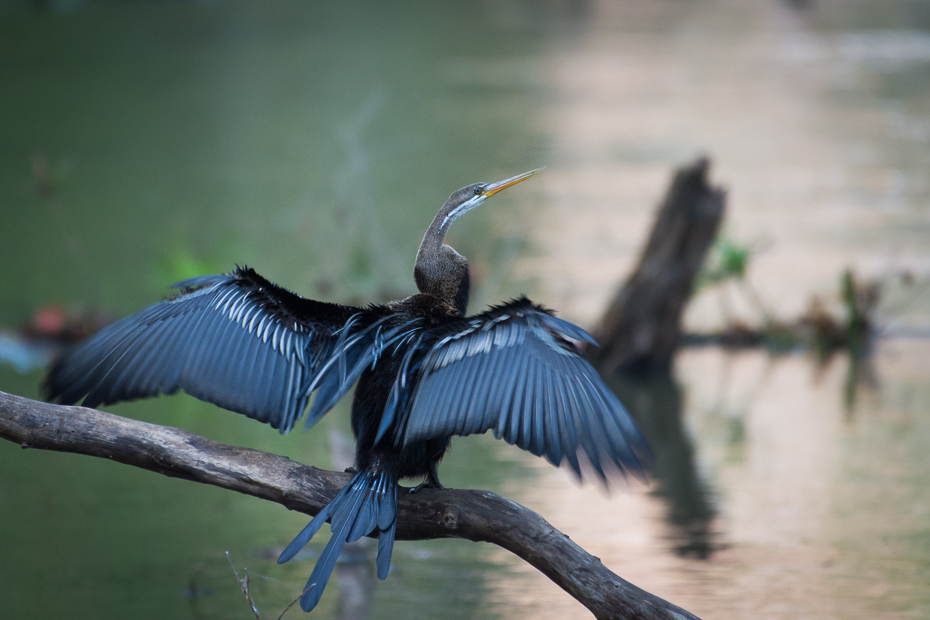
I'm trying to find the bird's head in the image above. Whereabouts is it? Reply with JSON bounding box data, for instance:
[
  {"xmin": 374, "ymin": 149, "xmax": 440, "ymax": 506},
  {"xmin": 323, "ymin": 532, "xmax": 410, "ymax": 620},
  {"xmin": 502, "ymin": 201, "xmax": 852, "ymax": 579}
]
[
  {"xmin": 433, "ymin": 167, "xmax": 546, "ymax": 235},
  {"xmin": 415, "ymin": 167, "xmax": 544, "ymax": 313}
]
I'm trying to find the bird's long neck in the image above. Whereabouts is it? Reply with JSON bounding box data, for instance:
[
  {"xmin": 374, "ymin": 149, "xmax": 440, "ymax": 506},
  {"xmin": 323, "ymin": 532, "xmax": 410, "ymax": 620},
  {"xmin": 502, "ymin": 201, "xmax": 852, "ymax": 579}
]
[
  {"xmin": 416, "ymin": 198, "xmax": 460, "ymax": 257},
  {"xmin": 414, "ymin": 201, "xmax": 470, "ymax": 315}
]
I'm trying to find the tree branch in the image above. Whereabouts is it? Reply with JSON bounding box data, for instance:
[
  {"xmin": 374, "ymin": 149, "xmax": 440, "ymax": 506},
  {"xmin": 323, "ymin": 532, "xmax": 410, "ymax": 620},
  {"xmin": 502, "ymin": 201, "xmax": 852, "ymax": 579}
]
[{"xmin": 0, "ymin": 390, "xmax": 698, "ymax": 620}]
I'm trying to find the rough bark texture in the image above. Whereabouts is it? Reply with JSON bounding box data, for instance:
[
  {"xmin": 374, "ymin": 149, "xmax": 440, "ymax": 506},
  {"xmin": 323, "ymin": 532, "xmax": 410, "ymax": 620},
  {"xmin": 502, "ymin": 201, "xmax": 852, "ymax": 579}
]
[
  {"xmin": 589, "ymin": 158, "xmax": 725, "ymax": 374},
  {"xmin": 0, "ymin": 390, "xmax": 698, "ymax": 620}
]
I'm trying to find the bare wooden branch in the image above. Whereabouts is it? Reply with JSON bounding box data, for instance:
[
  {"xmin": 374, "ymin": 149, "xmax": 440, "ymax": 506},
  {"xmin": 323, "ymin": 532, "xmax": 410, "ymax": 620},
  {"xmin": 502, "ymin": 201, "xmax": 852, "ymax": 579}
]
[{"xmin": 0, "ymin": 390, "xmax": 698, "ymax": 620}]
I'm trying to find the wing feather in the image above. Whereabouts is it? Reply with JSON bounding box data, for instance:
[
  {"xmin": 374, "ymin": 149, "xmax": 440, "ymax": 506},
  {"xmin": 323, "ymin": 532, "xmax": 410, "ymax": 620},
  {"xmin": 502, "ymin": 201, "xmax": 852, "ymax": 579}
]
[
  {"xmin": 401, "ymin": 298, "xmax": 647, "ymax": 482},
  {"xmin": 543, "ymin": 368, "xmax": 561, "ymax": 466},
  {"xmin": 520, "ymin": 358, "xmax": 539, "ymax": 455},
  {"xmin": 45, "ymin": 267, "xmax": 388, "ymax": 433}
]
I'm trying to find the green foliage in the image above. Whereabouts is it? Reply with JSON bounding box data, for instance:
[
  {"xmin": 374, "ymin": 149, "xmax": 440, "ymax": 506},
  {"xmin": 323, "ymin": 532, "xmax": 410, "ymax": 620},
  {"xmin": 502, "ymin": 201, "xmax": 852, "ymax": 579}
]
[
  {"xmin": 154, "ymin": 247, "xmax": 224, "ymax": 287},
  {"xmin": 700, "ymin": 235, "xmax": 753, "ymax": 288}
]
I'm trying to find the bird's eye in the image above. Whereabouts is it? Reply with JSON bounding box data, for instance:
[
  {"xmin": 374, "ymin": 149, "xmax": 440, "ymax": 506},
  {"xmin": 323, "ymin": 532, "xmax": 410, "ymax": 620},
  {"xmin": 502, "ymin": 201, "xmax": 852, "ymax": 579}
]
[{"xmin": 474, "ymin": 186, "xmax": 483, "ymax": 196}]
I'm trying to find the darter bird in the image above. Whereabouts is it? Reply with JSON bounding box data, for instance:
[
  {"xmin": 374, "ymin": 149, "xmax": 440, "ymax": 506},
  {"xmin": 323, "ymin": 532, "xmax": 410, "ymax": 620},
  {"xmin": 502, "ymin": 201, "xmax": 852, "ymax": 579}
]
[{"xmin": 45, "ymin": 167, "xmax": 647, "ymax": 612}]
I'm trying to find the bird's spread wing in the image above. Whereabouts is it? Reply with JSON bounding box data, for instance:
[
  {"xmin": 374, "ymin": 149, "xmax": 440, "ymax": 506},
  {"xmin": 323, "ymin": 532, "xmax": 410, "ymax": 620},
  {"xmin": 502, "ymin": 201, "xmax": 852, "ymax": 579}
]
[
  {"xmin": 390, "ymin": 299, "xmax": 647, "ymax": 481},
  {"xmin": 46, "ymin": 267, "xmax": 402, "ymax": 433}
]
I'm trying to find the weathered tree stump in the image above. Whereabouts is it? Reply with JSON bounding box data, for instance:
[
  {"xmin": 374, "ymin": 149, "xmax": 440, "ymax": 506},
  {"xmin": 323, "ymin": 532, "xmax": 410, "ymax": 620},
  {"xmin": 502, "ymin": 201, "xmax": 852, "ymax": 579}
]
[{"xmin": 589, "ymin": 158, "xmax": 725, "ymax": 374}]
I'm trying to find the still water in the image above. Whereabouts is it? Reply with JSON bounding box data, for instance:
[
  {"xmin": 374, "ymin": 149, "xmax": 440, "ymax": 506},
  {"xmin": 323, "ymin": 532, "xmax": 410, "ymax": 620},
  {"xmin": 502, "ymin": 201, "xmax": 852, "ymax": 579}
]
[{"xmin": 1, "ymin": 1, "xmax": 929, "ymax": 618}]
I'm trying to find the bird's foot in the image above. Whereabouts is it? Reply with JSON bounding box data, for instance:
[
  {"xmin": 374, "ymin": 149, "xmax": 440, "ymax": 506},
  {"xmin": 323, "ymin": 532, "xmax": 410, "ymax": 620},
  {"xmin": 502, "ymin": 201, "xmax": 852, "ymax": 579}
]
[
  {"xmin": 408, "ymin": 479, "xmax": 444, "ymax": 494},
  {"xmin": 344, "ymin": 467, "xmax": 357, "ymax": 474}
]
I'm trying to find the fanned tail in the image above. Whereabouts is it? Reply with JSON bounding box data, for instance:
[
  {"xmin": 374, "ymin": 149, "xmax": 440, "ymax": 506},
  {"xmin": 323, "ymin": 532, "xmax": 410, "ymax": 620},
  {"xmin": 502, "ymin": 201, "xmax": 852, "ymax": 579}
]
[{"xmin": 277, "ymin": 469, "xmax": 398, "ymax": 612}]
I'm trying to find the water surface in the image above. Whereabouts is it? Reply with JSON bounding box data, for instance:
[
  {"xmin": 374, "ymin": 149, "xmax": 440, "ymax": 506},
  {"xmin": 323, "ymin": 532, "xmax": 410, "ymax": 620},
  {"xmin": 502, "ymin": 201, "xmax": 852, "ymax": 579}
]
[{"xmin": 1, "ymin": 1, "xmax": 929, "ymax": 619}]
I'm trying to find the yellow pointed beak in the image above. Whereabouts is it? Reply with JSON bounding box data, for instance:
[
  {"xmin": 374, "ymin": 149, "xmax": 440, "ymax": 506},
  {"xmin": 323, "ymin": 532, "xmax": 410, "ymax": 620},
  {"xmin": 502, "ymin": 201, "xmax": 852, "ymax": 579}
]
[{"xmin": 482, "ymin": 167, "xmax": 545, "ymax": 198}]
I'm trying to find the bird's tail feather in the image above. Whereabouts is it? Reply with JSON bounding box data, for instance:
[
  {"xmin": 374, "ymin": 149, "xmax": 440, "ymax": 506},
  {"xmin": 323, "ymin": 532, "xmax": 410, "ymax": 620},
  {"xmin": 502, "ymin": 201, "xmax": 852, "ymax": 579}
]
[{"xmin": 277, "ymin": 469, "xmax": 398, "ymax": 612}]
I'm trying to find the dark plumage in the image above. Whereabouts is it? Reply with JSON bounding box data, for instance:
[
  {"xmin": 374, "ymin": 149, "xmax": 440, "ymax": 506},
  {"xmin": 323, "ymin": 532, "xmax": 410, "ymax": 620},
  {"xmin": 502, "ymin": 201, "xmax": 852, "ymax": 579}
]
[{"xmin": 45, "ymin": 168, "xmax": 647, "ymax": 612}]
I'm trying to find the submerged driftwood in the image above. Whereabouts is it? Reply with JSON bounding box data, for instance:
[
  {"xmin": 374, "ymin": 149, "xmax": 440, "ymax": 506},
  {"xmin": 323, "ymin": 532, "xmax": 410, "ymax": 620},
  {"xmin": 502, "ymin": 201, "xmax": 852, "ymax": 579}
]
[
  {"xmin": 0, "ymin": 390, "xmax": 699, "ymax": 620},
  {"xmin": 589, "ymin": 158, "xmax": 726, "ymax": 374},
  {"xmin": 587, "ymin": 158, "xmax": 877, "ymax": 363},
  {"xmin": 582, "ymin": 159, "xmax": 725, "ymax": 564}
]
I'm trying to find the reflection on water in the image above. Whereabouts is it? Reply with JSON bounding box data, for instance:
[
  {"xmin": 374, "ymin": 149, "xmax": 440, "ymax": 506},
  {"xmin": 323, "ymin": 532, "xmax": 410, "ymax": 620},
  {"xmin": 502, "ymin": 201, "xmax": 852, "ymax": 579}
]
[
  {"xmin": 842, "ymin": 349, "xmax": 880, "ymax": 417},
  {"xmin": 603, "ymin": 371, "xmax": 719, "ymax": 560},
  {"xmin": 332, "ymin": 547, "xmax": 375, "ymax": 620},
  {"xmin": 484, "ymin": 344, "xmax": 930, "ymax": 619}
]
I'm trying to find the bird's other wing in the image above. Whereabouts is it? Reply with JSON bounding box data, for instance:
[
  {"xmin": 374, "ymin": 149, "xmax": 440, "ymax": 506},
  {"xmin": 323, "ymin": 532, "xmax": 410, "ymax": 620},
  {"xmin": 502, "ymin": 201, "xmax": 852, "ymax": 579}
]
[
  {"xmin": 45, "ymin": 266, "xmax": 399, "ymax": 433},
  {"xmin": 392, "ymin": 298, "xmax": 648, "ymax": 482}
]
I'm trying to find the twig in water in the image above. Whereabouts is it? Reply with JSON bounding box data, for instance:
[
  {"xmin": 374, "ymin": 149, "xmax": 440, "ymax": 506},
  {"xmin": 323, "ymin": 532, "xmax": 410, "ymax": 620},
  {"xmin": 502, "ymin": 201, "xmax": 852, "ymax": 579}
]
[
  {"xmin": 278, "ymin": 584, "xmax": 317, "ymax": 620},
  {"xmin": 227, "ymin": 551, "xmax": 261, "ymax": 620}
]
